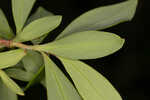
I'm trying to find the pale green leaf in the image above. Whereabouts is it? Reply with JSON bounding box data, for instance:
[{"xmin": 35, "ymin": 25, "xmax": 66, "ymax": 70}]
[
  {"xmin": 24, "ymin": 65, "xmax": 44, "ymax": 91},
  {"xmin": 26, "ymin": 7, "xmax": 54, "ymax": 25},
  {"xmin": 28, "ymin": 7, "xmax": 54, "ymax": 44},
  {"xmin": 14, "ymin": 16, "xmax": 62, "ymax": 42},
  {"xmin": 22, "ymin": 50, "xmax": 43, "ymax": 73},
  {"xmin": 35, "ymin": 31, "xmax": 125, "ymax": 59},
  {"xmin": 60, "ymin": 57, "xmax": 122, "ymax": 100},
  {"xmin": 0, "ymin": 70, "xmax": 24, "ymax": 96},
  {"xmin": 12, "ymin": 0, "xmax": 36, "ymax": 33},
  {"xmin": 0, "ymin": 9, "xmax": 14, "ymax": 39},
  {"xmin": 5, "ymin": 68, "xmax": 34, "ymax": 82},
  {"xmin": 0, "ymin": 49, "xmax": 26, "ymax": 69},
  {"xmin": 43, "ymin": 53, "xmax": 82, "ymax": 100},
  {"xmin": 57, "ymin": 0, "xmax": 138, "ymax": 39},
  {"xmin": 0, "ymin": 80, "xmax": 18, "ymax": 100},
  {"xmin": 5, "ymin": 61, "xmax": 34, "ymax": 82}
]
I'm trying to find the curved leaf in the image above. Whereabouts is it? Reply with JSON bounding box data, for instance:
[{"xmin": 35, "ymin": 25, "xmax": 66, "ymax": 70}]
[
  {"xmin": 0, "ymin": 70, "xmax": 24, "ymax": 95},
  {"xmin": 35, "ymin": 31, "xmax": 125, "ymax": 59},
  {"xmin": 5, "ymin": 68, "xmax": 34, "ymax": 82},
  {"xmin": 12, "ymin": 0, "xmax": 36, "ymax": 33},
  {"xmin": 14, "ymin": 16, "xmax": 62, "ymax": 42},
  {"xmin": 60, "ymin": 57, "xmax": 122, "ymax": 100},
  {"xmin": 0, "ymin": 49, "xmax": 26, "ymax": 69},
  {"xmin": 0, "ymin": 80, "xmax": 18, "ymax": 100},
  {"xmin": 22, "ymin": 50, "xmax": 43, "ymax": 73},
  {"xmin": 0, "ymin": 9, "xmax": 14, "ymax": 39},
  {"xmin": 56, "ymin": 0, "xmax": 138, "ymax": 39},
  {"xmin": 43, "ymin": 53, "xmax": 82, "ymax": 100}
]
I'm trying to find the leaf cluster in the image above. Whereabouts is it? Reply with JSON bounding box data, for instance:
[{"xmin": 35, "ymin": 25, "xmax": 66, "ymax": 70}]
[{"xmin": 0, "ymin": 0, "xmax": 138, "ymax": 100}]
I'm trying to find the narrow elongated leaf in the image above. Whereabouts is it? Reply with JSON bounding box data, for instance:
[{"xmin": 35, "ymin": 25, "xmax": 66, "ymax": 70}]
[
  {"xmin": 35, "ymin": 31, "xmax": 125, "ymax": 59},
  {"xmin": 24, "ymin": 65, "xmax": 44, "ymax": 91},
  {"xmin": 56, "ymin": 0, "xmax": 138, "ymax": 39},
  {"xmin": 0, "ymin": 49, "xmax": 26, "ymax": 69},
  {"xmin": 5, "ymin": 68, "xmax": 34, "ymax": 82},
  {"xmin": 22, "ymin": 50, "xmax": 43, "ymax": 73},
  {"xmin": 14, "ymin": 16, "xmax": 62, "ymax": 42},
  {"xmin": 60, "ymin": 57, "xmax": 122, "ymax": 100},
  {"xmin": 43, "ymin": 53, "xmax": 82, "ymax": 100},
  {"xmin": 0, "ymin": 9, "xmax": 14, "ymax": 39},
  {"xmin": 12, "ymin": 0, "xmax": 36, "ymax": 33},
  {"xmin": 0, "ymin": 70, "xmax": 24, "ymax": 95},
  {"xmin": 0, "ymin": 80, "xmax": 18, "ymax": 100}
]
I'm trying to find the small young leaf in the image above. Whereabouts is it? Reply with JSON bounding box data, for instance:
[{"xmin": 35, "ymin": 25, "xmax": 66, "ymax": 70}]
[
  {"xmin": 0, "ymin": 70, "xmax": 24, "ymax": 96},
  {"xmin": 0, "ymin": 9, "xmax": 14, "ymax": 39},
  {"xmin": 5, "ymin": 68, "xmax": 34, "ymax": 82},
  {"xmin": 43, "ymin": 53, "xmax": 82, "ymax": 100},
  {"xmin": 59, "ymin": 57, "xmax": 122, "ymax": 100},
  {"xmin": 56, "ymin": 0, "xmax": 138, "ymax": 39},
  {"xmin": 0, "ymin": 49, "xmax": 26, "ymax": 69},
  {"xmin": 12, "ymin": 0, "xmax": 36, "ymax": 33},
  {"xmin": 0, "ymin": 80, "xmax": 18, "ymax": 100},
  {"xmin": 22, "ymin": 50, "xmax": 43, "ymax": 73},
  {"xmin": 14, "ymin": 16, "xmax": 62, "ymax": 42},
  {"xmin": 35, "ymin": 31, "xmax": 125, "ymax": 59}
]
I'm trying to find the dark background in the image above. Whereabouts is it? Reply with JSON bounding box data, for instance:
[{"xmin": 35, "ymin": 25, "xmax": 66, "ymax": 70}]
[{"xmin": 0, "ymin": 0, "xmax": 148, "ymax": 100}]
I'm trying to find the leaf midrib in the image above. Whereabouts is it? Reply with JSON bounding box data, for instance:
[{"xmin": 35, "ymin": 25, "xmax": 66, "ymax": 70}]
[
  {"xmin": 50, "ymin": 62, "xmax": 67, "ymax": 100},
  {"xmin": 68, "ymin": 61, "xmax": 106, "ymax": 100}
]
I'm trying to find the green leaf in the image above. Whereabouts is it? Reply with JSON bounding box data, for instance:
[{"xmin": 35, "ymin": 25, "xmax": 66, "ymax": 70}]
[
  {"xmin": 0, "ymin": 70, "xmax": 24, "ymax": 96},
  {"xmin": 59, "ymin": 57, "xmax": 122, "ymax": 100},
  {"xmin": 5, "ymin": 61, "xmax": 34, "ymax": 82},
  {"xmin": 28, "ymin": 7, "xmax": 54, "ymax": 44},
  {"xmin": 26, "ymin": 7, "xmax": 54, "ymax": 25},
  {"xmin": 0, "ymin": 49, "xmax": 26, "ymax": 69},
  {"xmin": 24, "ymin": 65, "xmax": 44, "ymax": 91},
  {"xmin": 12, "ymin": 0, "xmax": 36, "ymax": 33},
  {"xmin": 14, "ymin": 16, "xmax": 62, "ymax": 42},
  {"xmin": 35, "ymin": 31, "xmax": 125, "ymax": 59},
  {"xmin": 22, "ymin": 50, "xmax": 43, "ymax": 73},
  {"xmin": 0, "ymin": 80, "xmax": 18, "ymax": 100},
  {"xmin": 0, "ymin": 9, "xmax": 14, "ymax": 39},
  {"xmin": 43, "ymin": 53, "xmax": 82, "ymax": 100},
  {"xmin": 56, "ymin": 0, "xmax": 138, "ymax": 39},
  {"xmin": 5, "ymin": 68, "xmax": 34, "ymax": 82}
]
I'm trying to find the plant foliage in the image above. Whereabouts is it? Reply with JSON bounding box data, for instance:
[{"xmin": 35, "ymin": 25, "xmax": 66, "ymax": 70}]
[{"xmin": 0, "ymin": 0, "xmax": 138, "ymax": 100}]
